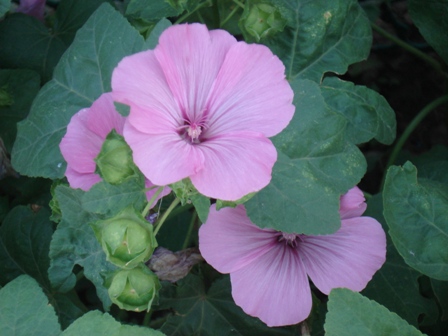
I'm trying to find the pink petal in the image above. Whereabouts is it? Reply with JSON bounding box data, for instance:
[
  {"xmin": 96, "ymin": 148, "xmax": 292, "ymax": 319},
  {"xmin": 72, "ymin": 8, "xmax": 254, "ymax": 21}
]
[
  {"xmin": 123, "ymin": 122, "xmax": 205, "ymax": 186},
  {"xmin": 231, "ymin": 243, "xmax": 312, "ymax": 327},
  {"xmin": 154, "ymin": 23, "xmax": 236, "ymax": 123},
  {"xmin": 299, "ymin": 216, "xmax": 386, "ymax": 294},
  {"xmin": 199, "ymin": 205, "xmax": 278, "ymax": 273},
  {"xmin": 112, "ymin": 51, "xmax": 182, "ymax": 135},
  {"xmin": 339, "ymin": 186, "xmax": 367, "ymax": 219},
  {"xmin": 191, "ymin": 132, "xmax": 277, "ymax": 201},
  {"xmin": 204, "ymin": 42, "xmax": 294, "ymax": 138},
  {"xmin": 64, "ymin": 166, "xmax": 101, "ymax": 191},
  {"xmin": 145, "ymin": 180, "xmax": 171, "ymax": 208},
  {"xmin": 60, "ymin": 108, "xmax": 103, "ymax": 174},
  {"xmin": 86, "ymin": 93, "xmax": 125, "ymax": 138}
]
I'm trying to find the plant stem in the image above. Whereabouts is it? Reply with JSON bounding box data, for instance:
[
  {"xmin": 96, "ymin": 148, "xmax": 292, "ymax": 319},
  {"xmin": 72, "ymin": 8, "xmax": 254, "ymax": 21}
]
[
  {"xmin": 232, "ymin": 0, "xmax": 245, "ymax": 9},
  {"xmin": 381, "ymin": 94, "xmax": 448, "ymax": 189},
  {"xmin": 143, "ymin": 311, "xmax": 152, "ymax": 326},
  {"xmin": 220, "ymin": 4, "xmax": 240, "ymax": 27},
  {"xmin": 174, "ymin": 0, "xmax": 212, "ymax": 25},
  {"xmin": 371, "ymin": 23, "xmax": 447, "ymax": 77},
  {"xmin": 154, "ymin": 198, "xmax": 181, "ymax": 235},
  {"xmin": 141, "ymin": 186, "xmax": 165, "ymax": 218},
  {"xmin": 182, "ymin": 211, "xmax": 198, "ymax": 249}
]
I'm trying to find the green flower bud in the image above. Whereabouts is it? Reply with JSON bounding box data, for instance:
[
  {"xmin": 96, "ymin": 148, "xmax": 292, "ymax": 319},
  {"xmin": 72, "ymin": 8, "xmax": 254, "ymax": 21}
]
[
  {"xmin": 92, "ymin": 206, "xmax": 157, "ymax": 269},
  {"xmin": 107, "ymin": 264, "xmax": 161, "ymax": 312},
  {"xmin": 95, "ymin": 130, "xmax": 135, "ymax": 185},
  {"xmin": 242, "ymin": 2, "xmax": 286, "ymax": 41}
]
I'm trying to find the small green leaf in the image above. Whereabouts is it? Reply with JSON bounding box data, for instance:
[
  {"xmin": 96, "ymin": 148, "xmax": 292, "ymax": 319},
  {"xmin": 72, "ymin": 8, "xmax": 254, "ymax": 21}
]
[
  {"xmin": 0, "ymin": 206, "xmax": 53, "ymax": 288},
  {"xmin": 49, "ymin": 185, "xmax": 117, "ymax": 308},
  {"xmin": 321, "ymin": 77, "xmax": 396, "ymax": 145},
  {"xmin": 191, "ymin": 194, "xmax": 210, "ymax": 223},
  {"xmin": 0, "ymin": 275, "xmax": 61, "ymax": 336},
  {"xmin": 0, "ymin": 69, "xmax": 40, "ymax": 152},
  {"xmin": 62, "ymin": 310, "xmax": 164, "ymax": 336},
  {"xmin": 0, "ymin": 0, "xmax": 10, "ymax": 18},
  {"xmin": 245, "ymin": 79, "xmax": 366, "ymax": 234},
  {"xmin": 409, "ymin": 0, "xmax": 448, "ymax": 65},
  {"xmin": 266, "ymin": 0, "xmax": 372, "ymax": 82},
  {"xmin": 362, "ymin": 194, "xmax": 438, "ymax": 326},
  {"xmin": 325, "ymin": 288, "xmax": 425, "ymax": 336},
  {"xmin": 12, "ymin": 3, "xmax": 144, "ymax": 179},
  {"xmin": 383, "ymin": 162, "xmax": 448, "ymax": 280},
  {"xmin": 159, "ymin": 274, "xmax": 294, "ymax": 335}
]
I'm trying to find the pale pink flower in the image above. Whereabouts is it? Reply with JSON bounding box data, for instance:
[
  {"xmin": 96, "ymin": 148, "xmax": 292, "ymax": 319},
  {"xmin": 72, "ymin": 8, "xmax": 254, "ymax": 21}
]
[
  {"xmin": 59, "ymin": 93, "xmax": 169, "ymax": 206},
  {"xmin": 199, "ymin": 187, "xmax": 386, "ymax": 327},
  {"xmin": 112, "ymin": 23, "xmax": 294, "ymax": 201},
  {"xmin": 16, "ymin": 0, "xmax": 45, "ymax": 21}
]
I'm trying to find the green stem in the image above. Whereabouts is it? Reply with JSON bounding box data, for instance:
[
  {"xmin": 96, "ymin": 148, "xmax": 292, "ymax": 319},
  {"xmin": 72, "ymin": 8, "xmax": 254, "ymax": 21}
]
[
  {"xmin": 220, "ymin": 4, "xmax": 240, "ymax": 27},
  {"xmin": 154, "ymin": 198, "xmax": 181, "ymax": 235},
  {"xmin": 182, "ymin": 211, "xmax": 198, "ymax": 249},
  {"xmin": 371, "ymin": 23, "xmax": 447, "ymax": 77},
  {"xmin": 232, "ymin": 0, "xmax": 245, "ymax": 9},
  {"xmin": 381, "ymin": 94, "xmax": 448, "ymax": 189},
  {"xmin": 141, "ymin": 186, "xmax": 165, "ymax": 218},
  {"xmin": 174, "ymin": 0, "xmax": 211, "ymax": 25},
  {"xmin": 143, "ymin": 311, "xmax": 152, "ymax": 326}
]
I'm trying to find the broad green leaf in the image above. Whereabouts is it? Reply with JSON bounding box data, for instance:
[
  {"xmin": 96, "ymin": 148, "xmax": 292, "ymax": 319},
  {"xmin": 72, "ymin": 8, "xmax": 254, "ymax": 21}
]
[
  {"xmin": 266, "ymin": 0, "xmax": 371, "ymax": 82},
  {"xmin": 62, "ymin": 310, "xmax": 163, "ymax": 336},
  {"xmin": 409, "ymin": 0, "xmax": 448, "ymax": 65},
  {"xmin": 82, "ymin": 176, "xmax": 147, "ymax": 217},
  {"xmin": 431, "ymin": 279, "xmax": 448, "ymax": 320},
  {"xmin": 49, "ymin": 185, "xmax": 117, "ymax": 308},
  {"xmin": 321, "ymin": 77, "xmax": 396, "ymax": 145},
  {"xmin": 362, "ymin": 194, "xmax": 438, "ymax": 326},
  {"xmin": 245, "ymin": 79, "xmax": 366, "ymax": 234},
  {"xmin": 0, "ymin": 0, "xmax": 9, "ymax": 17},
  {"xmin": 0, "ymin": 275, "xmax": 61, "ymax": 336},
  {"xmin": 383, "ymin": 162, "xmax": 448, "ymax": 280},
  {"xmin": 0, "ymin": 69, "xmax": 40, "ymax": 152},
  {"xmin": 12, "ymin": 3, "xmax": 144, "ymax": 179},
  {"xmin": 53, "ymin": 0, "xmax": 110, "ymax": 46},
  {"xmin": 143, "ymin": 18, "xmax": 172, "ymax": 50},
  {"xmin": 0, "ymin": 206, "xmax": 53, "ymax": 288},
  {"xmin": 0, "ymin": 13, "xmax": 66, "ymax": 82},
  {"xmin": 325, "ymin": 288, "xmax": 425, "ymax": 336},
  {"xmin": 159, "ymin": 274, "xmax": 294, "ymax": 335}
]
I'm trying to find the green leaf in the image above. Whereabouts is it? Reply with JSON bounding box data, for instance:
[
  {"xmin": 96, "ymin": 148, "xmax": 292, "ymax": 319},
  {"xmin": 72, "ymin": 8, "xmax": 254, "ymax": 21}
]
[
  {"xmin": 0, "ymin": 14, "xmax": 67, "ymax": 82},
  {"xmin": 53, "ymin": 0, "xmax": 110, "ymax": 46},
  {"xmin": 82, "ymin": 175, "xmax": 147, "ymax": 217},
  {"xmin": 266, "ymin": 0, "xmax": 371, "ymax": 82},
  {"xmin": 325, "ymin": 288, "xmax": 425, "ymax": 336},
  {"xmin": 0, "ymin": 206, "xmax": 53, "ymax": 288},
  {"xmin": 0, "ymin": 275, "xmax": 61, "ymax": 336},
  {"xmin": 0, "ymin": 69, "xmax": 40, "ymax": 152},
  {"xmin": 159, "ymin": 274, "xmax": 294, "ymax": 335},
  {"xmin": 383, "ymin": 162, "xmax": 448, "ymax": 280},
  {"xmin": 0, "ymin": 0, "xmax": 10, "ymax": 18},
  {"xmin": 143, "ymin": 18, "xmax": 172, "ymax": 50},
  {"xmin": 362, "ymin": 194, "xmax": 438, "ymax": 326},
  {"xmin": 49, "ymin": 185, "xmax": 117, "ymax": 308},
  {"xmin": 321, "ymin": 77, "xmax": 396, "ymax": 145},
  {"xmin": 62, "ymin": 310, "xmax": 163, "ymax": 336},
  {"xmin": 191, "ymin": 194, "xmax": 210, "ymax": 223},
  {"xmin": 409, "ymin": 0, "xmax": 448, "ymax": 65},
  {"xmin": 245, "ymin": 79, "xmax": 366, "ymax": 234},
  {"xmin": 12, "ymin": 3, "xmax": 144, "ymax": 179},
  {"xmin": 431, "ymin": 279, "xmax": 448, "ymax": 320}
]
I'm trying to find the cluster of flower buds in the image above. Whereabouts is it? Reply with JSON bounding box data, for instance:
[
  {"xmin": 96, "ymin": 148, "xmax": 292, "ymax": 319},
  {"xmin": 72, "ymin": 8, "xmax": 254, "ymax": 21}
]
[
  {"xmin": 241, "ymin": 1, "xmax": 287, "ymax": 41},
  {"xmin": 92, "ymin": 205, "xmax": 160, "ymax": 312}
]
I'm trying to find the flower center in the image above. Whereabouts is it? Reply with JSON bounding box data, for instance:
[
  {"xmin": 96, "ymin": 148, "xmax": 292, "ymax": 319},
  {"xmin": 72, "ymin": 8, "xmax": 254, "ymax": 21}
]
[
  {"xmin": 187, "ymin": 123, "xmax": 202, "ymax": 142},
  {"xmin": 278, "ymin": 233, "xmax": 304, "ymax": 247}
]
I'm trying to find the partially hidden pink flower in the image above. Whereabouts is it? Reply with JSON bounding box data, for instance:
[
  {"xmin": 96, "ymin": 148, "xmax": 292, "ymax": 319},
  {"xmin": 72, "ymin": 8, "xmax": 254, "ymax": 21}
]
[
  {"xmin": 59, "ymin": 93, "xmax": 169, "ymax": 206},
  {"xmin": 112, "ymin": 23, "xmax": 294, "ymax": 201},
  {"xmin": 16, "ymin": 0, "xmax": 46, "ymax": 21},
  {"xmin": 199, "ymin": 187, "xmax": 386, "ymax": 327}
]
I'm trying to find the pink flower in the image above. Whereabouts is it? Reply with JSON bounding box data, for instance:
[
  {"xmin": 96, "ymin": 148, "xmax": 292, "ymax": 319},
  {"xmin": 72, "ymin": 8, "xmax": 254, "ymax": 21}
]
[
  {"xmin": 16, "ymin": 0, "xmax": 46, "ymax": 21},
  {"xmin": 112, "ymin": 23, "xmax": 294, "ymax": 201},
  {"xmin": 199, "ymin": 187, "xmax": 386, "ymax": 327},
  {"xmin": 59, "ymin": 93, "xmax": 169, "ymax": 206}
]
